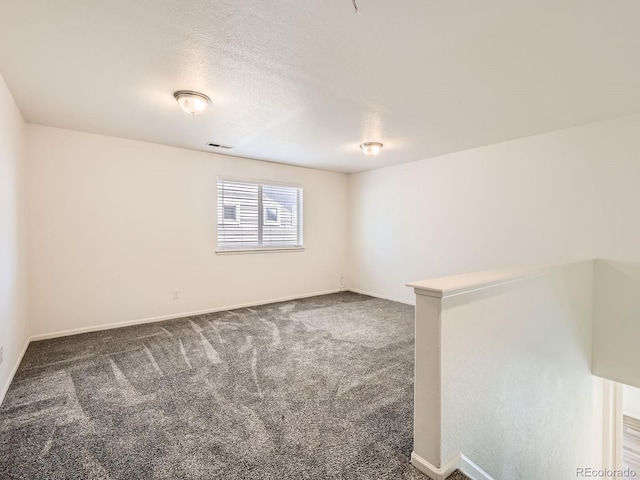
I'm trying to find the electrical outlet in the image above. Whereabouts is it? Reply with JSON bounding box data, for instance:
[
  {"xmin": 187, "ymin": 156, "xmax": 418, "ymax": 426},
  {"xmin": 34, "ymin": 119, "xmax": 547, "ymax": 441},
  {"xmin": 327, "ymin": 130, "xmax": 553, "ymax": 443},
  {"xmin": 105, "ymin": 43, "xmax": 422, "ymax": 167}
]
[
  {"xmin": 339, "ymin": 274, "xmax": 344, "ymax": 291},
  {"xmin": 173, "ymin": 291, "xmax": 180, "ymax": 300}
]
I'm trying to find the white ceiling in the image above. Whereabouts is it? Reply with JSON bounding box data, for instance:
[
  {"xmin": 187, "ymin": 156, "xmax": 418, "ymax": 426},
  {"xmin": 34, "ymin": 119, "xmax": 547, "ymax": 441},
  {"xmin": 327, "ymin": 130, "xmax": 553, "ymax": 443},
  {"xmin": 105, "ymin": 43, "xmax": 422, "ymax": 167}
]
[{"xmin": 1, "ymin": 0, "xmax": 639, "ymax": 173}]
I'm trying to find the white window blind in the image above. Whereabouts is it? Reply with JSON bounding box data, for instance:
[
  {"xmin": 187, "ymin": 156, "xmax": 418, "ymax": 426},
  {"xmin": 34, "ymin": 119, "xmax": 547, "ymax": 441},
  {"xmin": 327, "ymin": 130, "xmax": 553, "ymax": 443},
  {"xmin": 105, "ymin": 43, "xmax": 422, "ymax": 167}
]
[{"xmin": 217, "ymin": 178, "xmax": 303, "ymax": 251}]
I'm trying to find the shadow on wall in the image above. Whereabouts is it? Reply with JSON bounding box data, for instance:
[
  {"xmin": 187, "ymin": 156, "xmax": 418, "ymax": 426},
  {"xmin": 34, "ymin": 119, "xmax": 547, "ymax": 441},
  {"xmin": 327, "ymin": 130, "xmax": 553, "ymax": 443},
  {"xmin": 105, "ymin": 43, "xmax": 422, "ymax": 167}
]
[{"xmin": 593, "ymin": 260, "xmax": 640, "ymax": 389}]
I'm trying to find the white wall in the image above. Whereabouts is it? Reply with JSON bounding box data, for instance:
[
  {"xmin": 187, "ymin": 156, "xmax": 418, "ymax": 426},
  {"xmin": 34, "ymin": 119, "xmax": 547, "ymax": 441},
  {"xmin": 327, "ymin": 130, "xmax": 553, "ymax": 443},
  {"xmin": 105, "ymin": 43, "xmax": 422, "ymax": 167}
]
[
  {"xmin": 0, "ymin": 74, "xmax": 28, "ymax": 401},
  {"xmin": 412, "ymin": 262, "xmax": 594, "ymax": 478},
  {"xmin": 440, "ymin": 263, "xmax": 595, "ymax": 478},
  {"xmin": 589, "ymin": 116, "xmax": 640, "ymax": 389},
  {"xmin": 26, "ymin": 125, "xmax": 348, "ymax": 337},
  {"xmin": 593, "ymin": 261, "xmax": 640, "ymax": 389},
  {"xmin": 347, "ymin": 114, "xmax": 640, "ymax": 304},
  {"xmin": 349, "ymin": 114, "xmax": 640, "ymax": 472}
]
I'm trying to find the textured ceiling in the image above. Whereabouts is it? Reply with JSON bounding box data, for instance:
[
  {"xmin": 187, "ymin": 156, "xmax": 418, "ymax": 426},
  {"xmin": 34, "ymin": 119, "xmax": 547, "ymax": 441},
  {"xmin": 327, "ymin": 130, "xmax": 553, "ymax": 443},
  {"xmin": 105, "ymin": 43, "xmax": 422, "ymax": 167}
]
[{"xmin": 1, "ymin": 0, "xmax": 640, "ymax": 172}]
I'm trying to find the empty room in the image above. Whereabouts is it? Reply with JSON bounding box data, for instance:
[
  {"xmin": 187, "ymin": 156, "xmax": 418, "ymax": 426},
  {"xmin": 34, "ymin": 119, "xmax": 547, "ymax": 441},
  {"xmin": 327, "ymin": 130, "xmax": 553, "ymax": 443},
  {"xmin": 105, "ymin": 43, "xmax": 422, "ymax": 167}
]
[{"xmin": 2, "ymin": 1, "xmax": 640, "ymax": 479}]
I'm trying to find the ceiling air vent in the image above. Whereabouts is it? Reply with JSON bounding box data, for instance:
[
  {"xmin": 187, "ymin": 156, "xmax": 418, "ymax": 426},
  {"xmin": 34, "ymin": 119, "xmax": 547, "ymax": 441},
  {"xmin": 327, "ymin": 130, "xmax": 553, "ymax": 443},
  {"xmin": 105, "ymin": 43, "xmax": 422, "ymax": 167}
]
[{"xmin": 207, "ymin": 142, "xmax": 234, "ymax": 149}]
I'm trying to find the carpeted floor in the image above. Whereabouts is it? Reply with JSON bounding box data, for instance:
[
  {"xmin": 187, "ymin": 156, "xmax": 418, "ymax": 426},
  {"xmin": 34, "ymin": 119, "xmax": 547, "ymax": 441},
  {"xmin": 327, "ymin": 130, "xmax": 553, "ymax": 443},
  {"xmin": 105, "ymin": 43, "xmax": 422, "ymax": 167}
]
[{"xmin": 0, "ymin": 292, "xmax": 438, "ymax": 479}]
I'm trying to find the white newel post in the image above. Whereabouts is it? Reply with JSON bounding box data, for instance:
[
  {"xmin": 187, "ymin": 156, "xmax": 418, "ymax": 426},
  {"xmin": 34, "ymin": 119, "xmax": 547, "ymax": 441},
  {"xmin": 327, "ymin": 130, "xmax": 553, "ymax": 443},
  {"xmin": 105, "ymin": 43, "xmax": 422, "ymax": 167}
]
[
  {"xmin": 411, "ymin": 287, "xmax": 444, "ymax": 468},
  {"xmin": 407, "ymin": 263, "xmax": 595, "ymax": 480}
]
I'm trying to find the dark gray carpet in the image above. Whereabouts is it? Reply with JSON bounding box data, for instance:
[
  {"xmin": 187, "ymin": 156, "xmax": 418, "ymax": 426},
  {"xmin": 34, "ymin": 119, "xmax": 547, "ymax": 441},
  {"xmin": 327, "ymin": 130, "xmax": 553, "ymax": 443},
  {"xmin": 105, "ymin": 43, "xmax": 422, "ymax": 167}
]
[
  {"xmin": 446, "ymin": 471, "xmax": 472, "ymax": 480},
  {"xmin": 0, "ymin": 292, "xmax": 435, "ymax": 480}
]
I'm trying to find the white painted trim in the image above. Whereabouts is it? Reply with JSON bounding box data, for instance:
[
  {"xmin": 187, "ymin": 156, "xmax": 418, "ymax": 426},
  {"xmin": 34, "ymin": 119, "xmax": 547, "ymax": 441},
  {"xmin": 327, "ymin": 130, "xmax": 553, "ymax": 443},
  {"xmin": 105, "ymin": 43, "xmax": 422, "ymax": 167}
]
[
  {"xmin": 30, "ymin": 289, "xmax": 342, "ymax": 341},
  {"xmin": 216, "ymin": 247, "xmax": 304, "ymax": 255},
  {"xmin": 600, "ymin": 380, "xmax": 624, "ymax": 470},
  {"xmin": 411, "ymin": 451, "xmax": 453, "ymax": 480},
  {"xmin": 0, "ymin": 338, "xmax": 30, "ymax": 406},
  {"xmin": 346, "ymin": 288, "xmax": 415, "ymax": 306},
  {"xmin": 457, "ymin": 454, "xmax": 495, "ymax": 480},
  {"xmin": 411, "ymin": 451, "xmax": 494, "ymax": 480},
  {"xmin": 407, "ymin": 260, "xmax": 594, "ymax": 299},
  {"xmin": 615, "ymin": 383, "xmax": 624, "ymax": 470}
]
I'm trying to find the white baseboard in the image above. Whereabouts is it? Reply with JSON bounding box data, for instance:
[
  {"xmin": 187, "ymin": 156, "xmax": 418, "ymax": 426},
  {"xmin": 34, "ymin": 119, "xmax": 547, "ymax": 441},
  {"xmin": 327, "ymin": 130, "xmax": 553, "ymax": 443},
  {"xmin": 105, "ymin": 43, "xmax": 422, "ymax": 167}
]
[
  {"xmin": 0, "ymin": 337, "xmax": 30, "ymax": 407},
  {"xmin": 347, "ymin": 288, "xmax": 415, "ymax": 306},
  {"xmin": 411, "ymin": 451, "xmax": 494, "ymax": 480},
  {"xmin": 30, "ymin": 289, "xmax": 343, "ymax": 342}
]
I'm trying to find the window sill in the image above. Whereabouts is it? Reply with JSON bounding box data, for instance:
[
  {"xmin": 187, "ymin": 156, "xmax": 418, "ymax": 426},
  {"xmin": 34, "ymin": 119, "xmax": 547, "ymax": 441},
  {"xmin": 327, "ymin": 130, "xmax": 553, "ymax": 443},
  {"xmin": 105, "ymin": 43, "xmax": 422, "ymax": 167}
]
[{"xmin": 216, "ymin": 247, "xmax": 305, "ymax": 255}]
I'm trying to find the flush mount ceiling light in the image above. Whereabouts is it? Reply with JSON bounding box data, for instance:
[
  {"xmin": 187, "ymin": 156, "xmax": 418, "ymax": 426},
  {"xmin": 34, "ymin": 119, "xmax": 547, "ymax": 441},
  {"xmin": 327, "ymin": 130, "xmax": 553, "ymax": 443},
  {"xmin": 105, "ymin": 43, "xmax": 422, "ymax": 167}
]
[
  {"xmin": 360, "ymin": 142, "xmax": 383, "ymax": 156},
  {"xmin": 174, "ymin": 90, "xmax": 211, "ymax": 115}
]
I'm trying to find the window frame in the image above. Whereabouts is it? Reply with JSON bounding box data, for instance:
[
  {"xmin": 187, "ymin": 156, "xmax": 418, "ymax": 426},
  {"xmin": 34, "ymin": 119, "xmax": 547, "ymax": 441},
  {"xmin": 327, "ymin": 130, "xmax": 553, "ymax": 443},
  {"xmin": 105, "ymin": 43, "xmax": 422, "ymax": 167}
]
[
  {"xmin": 263, "ymin": 206, "xmax": 280, "ymax": 225},
  {"xmin": 221, "ymin": 204, "xmax": 240, "ymax": 225},
  {"xmin": 216, "ymin": 176, "xmax": 304, "ymax": 254}
]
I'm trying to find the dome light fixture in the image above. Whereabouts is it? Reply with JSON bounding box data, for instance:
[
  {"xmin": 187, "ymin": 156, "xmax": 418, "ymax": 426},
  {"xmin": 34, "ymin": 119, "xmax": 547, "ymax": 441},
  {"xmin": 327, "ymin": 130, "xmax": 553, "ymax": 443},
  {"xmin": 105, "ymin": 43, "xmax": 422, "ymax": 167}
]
[
  {"xmin": 360, "ymin": 142, "xmax": 383, "ymax": 156},
  {"xmin": 174, "ymin": 90, "xmax": 211, "ymax": 115}
]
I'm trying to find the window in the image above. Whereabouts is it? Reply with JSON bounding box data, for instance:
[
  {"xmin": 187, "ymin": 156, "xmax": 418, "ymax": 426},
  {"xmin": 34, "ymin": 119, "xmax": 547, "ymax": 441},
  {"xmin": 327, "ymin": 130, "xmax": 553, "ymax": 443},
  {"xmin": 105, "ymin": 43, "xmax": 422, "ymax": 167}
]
[
  {"xmin": 222, "ymin": 204, "xmax": 238, "ymax": 223},
  {"xmin": 264, "ymin": 206, "xmax": 280, "ymax": 225},
  {"xmin": 217, "ymin": 178, "xmax": 303, "ymax": 252}
]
